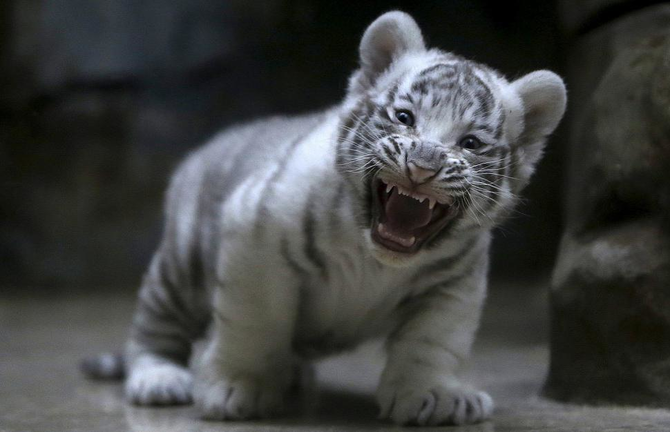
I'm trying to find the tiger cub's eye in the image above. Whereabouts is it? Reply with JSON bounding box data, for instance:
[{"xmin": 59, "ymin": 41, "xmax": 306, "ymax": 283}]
[
  {"xmin": 394, "ymin": 110, "xmax": 415, "ymax": 127},
  {"xmin": 458, "ymin": 136, "xmax": 484, "ymax": 151}
]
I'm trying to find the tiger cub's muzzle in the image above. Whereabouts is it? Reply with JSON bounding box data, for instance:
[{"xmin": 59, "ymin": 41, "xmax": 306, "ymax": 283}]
[{"xmin": 370, "ymin": 141, "xmax": 465, "ymax": 254}]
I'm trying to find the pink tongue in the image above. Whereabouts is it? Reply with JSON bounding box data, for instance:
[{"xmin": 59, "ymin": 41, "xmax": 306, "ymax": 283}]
[{"xmin": 384, "ymin": 189, "xmax": 432, "ymax": 235}]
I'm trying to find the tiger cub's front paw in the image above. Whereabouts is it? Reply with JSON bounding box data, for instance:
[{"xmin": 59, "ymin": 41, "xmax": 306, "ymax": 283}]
[
  {"xmin": 125, "ymin": 362, "xmax": 193, "ymax": 406},
  {"xmin": 194, "ymin": 373, "xmax": 286, "ymax": 421},
  {"xmin": 377, "ymin": 378, "xmax": 494, "ymax": 426}
]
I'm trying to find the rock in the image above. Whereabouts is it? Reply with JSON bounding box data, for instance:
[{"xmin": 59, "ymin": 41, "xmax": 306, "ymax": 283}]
[{"xmin": 544, "ymin": 5, "xmax": 670, "ymax": 406}]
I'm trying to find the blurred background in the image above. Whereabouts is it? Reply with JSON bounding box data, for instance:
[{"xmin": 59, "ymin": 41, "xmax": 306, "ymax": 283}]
[{"xmin": 0, "ymin": 0, "xmax": 564, "ymax": 292}]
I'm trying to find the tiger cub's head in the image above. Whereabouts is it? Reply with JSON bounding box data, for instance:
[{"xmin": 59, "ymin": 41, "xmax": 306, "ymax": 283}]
[{"xmin": 335, "ymin": 11, "xmax": 566, "ymax": 266}]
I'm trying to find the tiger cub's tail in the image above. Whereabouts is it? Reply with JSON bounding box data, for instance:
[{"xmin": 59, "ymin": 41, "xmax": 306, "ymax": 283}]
[{"xmin": 80, "ymin": 352, "xmax": 126, "ymax": 380}]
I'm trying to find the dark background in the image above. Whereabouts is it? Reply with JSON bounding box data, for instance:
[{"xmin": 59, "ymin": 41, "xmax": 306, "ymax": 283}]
[{"xmin": 0, "ymin": 0, "xmax": 564, "ymax": 292}]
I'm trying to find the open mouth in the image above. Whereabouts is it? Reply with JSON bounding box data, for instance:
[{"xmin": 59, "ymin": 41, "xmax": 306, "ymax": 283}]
[{"xmin": 370, "ymin": 178, "xmax": 460, "ymax": 254}]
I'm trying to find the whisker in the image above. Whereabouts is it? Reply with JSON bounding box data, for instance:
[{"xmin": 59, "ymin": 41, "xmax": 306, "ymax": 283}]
[
  {"xmin": 349, "ymin": 112, "xmax": 384, "ymax": 142},
  {"xmin": 469, "ymin": 179, "xmax": 513, "ymax": 195},
  {"xmin": 338, "ymin": 127, "xmax": 376, "ymax": 150}
]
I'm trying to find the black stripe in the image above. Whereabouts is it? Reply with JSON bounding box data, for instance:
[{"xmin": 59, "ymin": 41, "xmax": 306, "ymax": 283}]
[
  {"xmin": 157, "ymin": 257, "xmax": 194, "ymax": 319},
  {"xmin": 386, "ymin": 83, "xmax": 399, "ymax": 104},
  {"xmin": 435, "ymin": 81, "xmax": 456, "ymax": 92},
  {"xmin": 303, "ymin": 192, "xmax": 329, "ymax": 278},
  {"xmin": 410, "ymin": 79, "xmax": 430, "ymax": 95},
  {"xmin": 138, "ymin": 256, "xmax": 206, "ymax": 339},
  {"xmin": 474, "ymin": 124, "xmax": 496, "ymax": 136},
  {"xmin": 494, "ymin": 108, "xmax": 505, "ymax": 140},
  {"xmin": 435, "ymin": 70, "xmax": 458, "ymax": 83},
  {"xmin": 399, "ymin": 93, "xmax": 414, "ymax": 104},
  {"xmin": 382, "ymin": 143, "xmax": 395, "ymax": 160},
  {"xmin": 281, "ymin": 236, "xmax": 310, "ymax": 279},
  {"xmin": 401, "ymin": 239, "xmax": 486, "ymax": 318},
  {"xmin": 138, "ymin": 290, "xmax": 172, "ymax": 321},
  {"xmin": 418, "ymin": 63, "xmax": 455, "ymax": 78},
  {"xmin": 140, "ymin": 288, "xmax": 199, "ymax": 338},
  {"xmin": 390, "ymin": 138, "xmax": 401, "ymax": 154},
  {"xmin": 408, "ymin": 237, "xmax": 478, "ymax": 287},
  {"xmin": 255, "ymin": 129, "xmax": 313, "ymax": 235}
]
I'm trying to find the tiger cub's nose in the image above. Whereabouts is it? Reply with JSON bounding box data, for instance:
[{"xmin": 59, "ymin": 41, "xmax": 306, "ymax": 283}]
[{"xmin": 407, "ymin": 162, "xmax": 438, "ymax": 184}]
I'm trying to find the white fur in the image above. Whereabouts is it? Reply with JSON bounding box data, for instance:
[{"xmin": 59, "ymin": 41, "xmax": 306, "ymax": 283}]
[{"xmin": 126, "ymin": 360, "xmax": 193, "ymax": 405}]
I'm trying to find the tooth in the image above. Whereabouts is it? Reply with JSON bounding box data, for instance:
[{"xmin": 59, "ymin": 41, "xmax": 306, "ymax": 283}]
[
  {"xmin": 428, "ymin": 198, "xmax": 436, "ymax": 209},
  {"xmin": 386, "ymin": 183, "xmax": 393, "ymax": 193}
]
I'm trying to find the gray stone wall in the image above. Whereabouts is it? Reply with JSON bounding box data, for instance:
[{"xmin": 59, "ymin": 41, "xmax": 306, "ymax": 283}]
[{"xmin": 544, "ymin": 1, "xmax": 670, "ymax": 407}]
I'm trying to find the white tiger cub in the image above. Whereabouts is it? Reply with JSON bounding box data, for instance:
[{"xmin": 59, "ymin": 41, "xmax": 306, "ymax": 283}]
[{"xmin": 101, "ymin": 11, "xmax": 566, "ymax": 426}]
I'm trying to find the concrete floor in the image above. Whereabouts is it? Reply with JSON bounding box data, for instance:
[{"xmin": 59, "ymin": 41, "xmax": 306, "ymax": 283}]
[{"xmin": 2, "ymin": 283, "xmax": 670, "ymax": 432}]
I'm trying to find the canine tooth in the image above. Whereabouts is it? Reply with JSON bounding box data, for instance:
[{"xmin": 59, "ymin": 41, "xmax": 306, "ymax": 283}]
[
  {"xmin": 386, "ymin": 183, "xmax": 393, "ymax": 193},
  {"xmin": 428, "ymin": 197, "xmax": 436, "ymax": 209}
]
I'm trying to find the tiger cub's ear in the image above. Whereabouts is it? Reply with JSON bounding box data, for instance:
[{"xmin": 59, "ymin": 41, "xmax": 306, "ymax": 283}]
[
  {"xmin": 349, "ymin": 11, "xmax": 426, "ymax": 94},
  {"xmin": 509, "ymin": 70, "xmax": 567, "ymax": 192}
]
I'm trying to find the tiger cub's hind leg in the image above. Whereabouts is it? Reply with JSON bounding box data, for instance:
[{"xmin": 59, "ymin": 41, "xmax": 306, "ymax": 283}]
[{"xmin": 125, "ymin": 253, "xmax": 208, "ymax": 406}]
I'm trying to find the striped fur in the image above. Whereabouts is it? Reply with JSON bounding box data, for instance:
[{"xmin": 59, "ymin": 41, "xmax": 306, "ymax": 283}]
[{"xmin": 88, "ymin": 11, "xmax": 566, "ymax": 426}]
